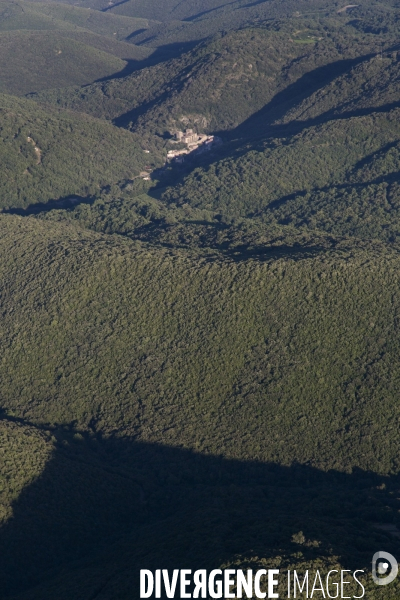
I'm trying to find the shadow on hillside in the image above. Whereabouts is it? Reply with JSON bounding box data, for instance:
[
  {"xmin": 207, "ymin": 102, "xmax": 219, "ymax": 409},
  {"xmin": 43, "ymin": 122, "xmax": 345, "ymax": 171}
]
[
  {"xmin": 101, "ymin": 0, "xmax": 134, "ymax": 14},
  {"xmin": 221, "ymin": 242, "xmax": 334, "ymax": 261},
  {"xmin": 0, "ymin": 203, "xmax": 340, "ymax": 260},
  {"xmin": 351, "ymin": 140, "xmax": 400, "ymax": 172},
  {"xmin": 141, "ymin": 52, "xmax": 400, "ymax": 194},
  {"xmin": 226, "ymin": 43, "xmax": 400, "ymax": 144},
  {"xmin": 128, "ymin": 220, "xmax": 339, "ymax": 260},
  {"xmin": 261, "ymin": 170, "xmax": 400, "ymax": 216},
  {"xmin": 182, "ymin": 0, "xmax": 242, "ymax": 22},
  {"xmin": 0, "ymin": 417, "xmax": 399, "ymax": 598},
  {"xmin": 257, "ymin": 99, "xmax": 400, "ymax": 142},
  {"xmin": 93, "ymin": 41, "xmax": 201, "ymax": 84},
  {"xmin": 224, "ymin": 53, "xmax": 376, "ymax": 142},
  {"xmin": 3, "ymin": 195, "xmax": 95, "ymax": 216},
  {"xmin": 242, "ymin": 0, "xmax": 271, "ymax": 7},
  {"xmin": 111, "ymin": 53, "xmax": 202, "ymax": 128}
]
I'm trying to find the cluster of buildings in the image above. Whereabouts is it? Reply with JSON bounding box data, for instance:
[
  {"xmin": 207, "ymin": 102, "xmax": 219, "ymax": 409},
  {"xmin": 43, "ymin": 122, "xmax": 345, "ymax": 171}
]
[
  {"xmin": 175, "ymin": 129, "xmax": 201, "ymax": 144},
  {"xmin": 167, "ymin": 129, "xmax": 221, "ymax": 163}
]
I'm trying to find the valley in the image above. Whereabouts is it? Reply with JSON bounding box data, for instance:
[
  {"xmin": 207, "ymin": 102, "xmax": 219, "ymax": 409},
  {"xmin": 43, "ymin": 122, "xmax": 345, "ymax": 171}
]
[{"xmin": 1, "ymin": 0, "xmax": 400, "ymax": 598}]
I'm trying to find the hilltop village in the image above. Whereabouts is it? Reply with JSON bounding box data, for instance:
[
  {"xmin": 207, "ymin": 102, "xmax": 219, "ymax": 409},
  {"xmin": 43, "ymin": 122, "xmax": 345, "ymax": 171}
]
[{"xmin": 167, "ymin": 129, "xmax": 222, "ymax": 163}]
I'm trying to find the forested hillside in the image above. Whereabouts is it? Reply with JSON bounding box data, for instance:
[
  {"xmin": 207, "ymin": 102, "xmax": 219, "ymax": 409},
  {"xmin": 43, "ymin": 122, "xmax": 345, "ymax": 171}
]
[
  {"xmin": 32, "ymin": 15, "xmax": 394, "ymax": 136},
  {"xmin": 32, "ymin": 28, "xmax": 310, "ymax": 128},
  {"xmin": 0, "ymin": 0, "xmax": 158, "ymax": 37},
  {"xmin": 0, "ymin": 215, "xmax": 400, "ymax": 599},
  {"xmin": 2, "ymin": 0, "xmax": 400, "ymax": 598},
  {"xmin": 161, "ymin": 110, "xmax": 400, "ymax": 218},
  {"xmin": 0, "ymin": 93, "xmax": 159, "ymax": 208},
  {"xmin": 0, "ymin": 31, "xmax": 130, "ymax": 95},
  {"xmin": 0, "ymin": 0, "xmax": 155, "ymax": 94}
]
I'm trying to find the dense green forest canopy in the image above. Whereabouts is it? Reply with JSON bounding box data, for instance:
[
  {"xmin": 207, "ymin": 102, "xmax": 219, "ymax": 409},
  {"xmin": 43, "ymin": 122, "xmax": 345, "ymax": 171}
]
[
  {"xmin": 0, "ymin": 93, "xmax": 161, "ymax": 208},
  {"xmin": 2, "ymin": 0, "xmax": 400, "ymax": 598},
  {"xmin": 1, "ymin": 215, "xmax": 400, "ymax": 599},
  {"xmin": 33, "ymin": 27, "xmax": 316, "ymax": 128},
  {"xmin": 32, "ymin": 13, "xmax": 395, "ymax": 132}
]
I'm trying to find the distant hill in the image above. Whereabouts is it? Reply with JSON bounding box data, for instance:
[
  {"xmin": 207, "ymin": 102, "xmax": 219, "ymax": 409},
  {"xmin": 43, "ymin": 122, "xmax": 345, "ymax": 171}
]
[
  {"xmin": 22, "ymin": 0, "xmax": 359, "ymax": 24},
  {"xmin": 31, "ymin": 28, "xmax": 307, "ymax": 126},
  {"xmin": 0, "ymin": 31, "xmax": 129, "ymax": 94},
  {"xmin": 154, "ymin": 46, "xmax": 400, "ymax": 243},
  {"xmin": 16, "ymin": 1, "xmax": 159, "ymax": 39},
  {"xmin": 20, "ymin": 0, "xmax": 400, "ymax": 49},
  {"xmin": 32, "ymin": 20, "xmax": 391, "ymax": 133},
  {"xmin": 45, "ymin": 29, "xmax": 153, "ymax": 60},
  {"xmin": 0, "ymin": 0, "xmax": 157, "ymax": 95},
  {"xmin": 23, "ymin": 0, "xmax": 298, "ymax": 21},
  {"xmin": 0, "ymin": 0, "xmax": 158, "ymax": 39},
  {"xmin": 29, "ymin": 25, "xmax": 354, "ymax": 126}
]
